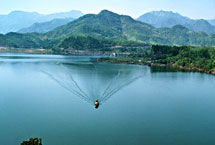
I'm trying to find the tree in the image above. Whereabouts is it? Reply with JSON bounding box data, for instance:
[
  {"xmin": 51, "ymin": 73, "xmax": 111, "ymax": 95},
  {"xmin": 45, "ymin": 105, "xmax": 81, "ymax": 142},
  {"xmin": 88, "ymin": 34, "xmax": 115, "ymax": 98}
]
[{"xmin": 21, "ymin": 138, "xmax": 42, "ymax": 145}]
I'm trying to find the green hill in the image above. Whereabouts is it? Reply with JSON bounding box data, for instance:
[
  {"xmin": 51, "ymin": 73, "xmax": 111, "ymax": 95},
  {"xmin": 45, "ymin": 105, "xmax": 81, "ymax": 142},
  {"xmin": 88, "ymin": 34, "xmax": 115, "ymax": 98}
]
[
  {"xmin": 46, "ymin": 10, "xmax": 166, "ymax": 44},
  {"xmin": 158, "ymin": 25, "xmax": 215, "ymax": 46},
  {"xmin": 18, "ymin": 18, "xmax": 74, "ymax": 33},
  {"xmin": 47, "ymin": 10, "xmax": 215, "ymax": 46}
]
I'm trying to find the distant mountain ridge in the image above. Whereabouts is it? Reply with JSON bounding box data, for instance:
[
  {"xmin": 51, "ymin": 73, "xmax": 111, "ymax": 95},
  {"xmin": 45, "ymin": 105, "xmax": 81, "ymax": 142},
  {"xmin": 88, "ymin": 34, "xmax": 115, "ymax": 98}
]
[
  {"xmin": 0, "ymin": 10, "xmax": 83, "ymax": 34},
  {"xmin": 45, "ymin": 10, "xmax": 158, "ymax": 41},
  {"xmin": 137, "ymin": 11, "xmax": 215, "ymax": 34},
  {"xmin": 137, "ymin": 10, "xmax": 192, "ymax": 28},
  {"xmin": 208, "ymin": 20, "xmax": 215, "ymax": 26},
  {"xmin": 18, "ymin": 18, "xmax": 74, "ymax": 33},
  {"xmin": 0, "ymin": 10, "xmax": 215, "ymax": 49},
  {"xmin": 1, "ymin": 9, "xmax": 214, "ymax": 35},
  {"xmin": 46, "ymin": 10, "xmax": 215, "ymax": 46},
  {"xmin": 184, "ymin": 19, "xmax": 215, "ymax": 34}
]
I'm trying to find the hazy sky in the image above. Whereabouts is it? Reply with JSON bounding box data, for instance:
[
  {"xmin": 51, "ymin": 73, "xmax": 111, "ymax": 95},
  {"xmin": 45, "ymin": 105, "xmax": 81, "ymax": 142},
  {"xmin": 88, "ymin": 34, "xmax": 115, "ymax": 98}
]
[{"xmin": 0, "ymin": 0, "xmax": 214, "ymax": 19}]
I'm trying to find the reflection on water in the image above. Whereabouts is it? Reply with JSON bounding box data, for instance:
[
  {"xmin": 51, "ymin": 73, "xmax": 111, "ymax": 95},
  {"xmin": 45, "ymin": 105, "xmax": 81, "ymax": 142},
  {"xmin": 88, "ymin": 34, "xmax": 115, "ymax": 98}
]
[
  {"xmin": 150, "ymin": 66, "xmax": 190, "ymax": 73},
  {"xmin": 150, "ymin": 66, "xmax": 214, "ymax": 81}
]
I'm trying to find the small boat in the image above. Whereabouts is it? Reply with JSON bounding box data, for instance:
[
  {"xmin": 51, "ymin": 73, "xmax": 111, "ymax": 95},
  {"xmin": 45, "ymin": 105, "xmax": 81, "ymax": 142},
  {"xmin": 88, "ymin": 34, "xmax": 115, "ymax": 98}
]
[{"xmin": 95, "ymin": 100, "xmax": 99, "ymax": 109}]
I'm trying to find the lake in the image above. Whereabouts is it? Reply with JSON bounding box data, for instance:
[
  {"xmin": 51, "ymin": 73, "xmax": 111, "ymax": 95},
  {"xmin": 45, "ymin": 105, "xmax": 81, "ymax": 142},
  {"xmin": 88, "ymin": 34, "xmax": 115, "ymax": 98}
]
[{"xmin": 0, "ymin": 53, "xmax": 215, "ymax": 145}]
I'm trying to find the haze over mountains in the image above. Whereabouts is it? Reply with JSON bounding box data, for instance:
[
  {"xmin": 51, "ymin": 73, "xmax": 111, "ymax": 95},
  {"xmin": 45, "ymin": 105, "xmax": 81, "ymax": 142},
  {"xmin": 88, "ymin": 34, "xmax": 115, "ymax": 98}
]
[
  {"xmin": 18, "ymin": 18, "xmax": 75, "ymax": 33},
  {"xmin": 137, "ymin": 10, "xmax": 215, "ymax": 34},
  {"xmin": 0, "ymin": 10, "xmax": 83, "ymax": 34},
  {"xmin": 45, "ymin": 10, "xmax": 215, "ymax": 46},
  {"xmin": 0, "ymin": 10, "xmax": 215, "ymax": 49},
  {"xmin": 0, "ymin": 9, "xmax": 214, "ymax": 36}
]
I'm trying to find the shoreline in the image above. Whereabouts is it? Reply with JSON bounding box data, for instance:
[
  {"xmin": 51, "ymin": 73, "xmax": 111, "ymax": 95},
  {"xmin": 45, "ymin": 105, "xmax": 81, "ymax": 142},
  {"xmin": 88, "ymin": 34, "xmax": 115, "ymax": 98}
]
[
  {"xmin": 1, "ymin": 50, "xmax": 214, "ymax": 76},
  {"xmin": 0, "ymin": 48, "xmax": 116, "ymax": 56},
  {"xmin": 98, "ymin": 57, "xmax": 215, "ymax": 75}
]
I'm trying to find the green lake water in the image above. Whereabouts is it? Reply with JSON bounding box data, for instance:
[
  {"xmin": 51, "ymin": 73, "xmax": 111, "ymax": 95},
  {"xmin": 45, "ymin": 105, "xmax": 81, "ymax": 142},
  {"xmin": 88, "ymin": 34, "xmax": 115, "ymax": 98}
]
[{"xmin": 0, "ymin": 54, "xmax": 215, "ymax": 145}]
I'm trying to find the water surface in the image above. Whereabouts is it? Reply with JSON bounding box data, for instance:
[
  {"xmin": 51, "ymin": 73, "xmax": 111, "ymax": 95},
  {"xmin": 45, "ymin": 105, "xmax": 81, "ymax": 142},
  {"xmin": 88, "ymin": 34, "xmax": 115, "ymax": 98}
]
[{"xmin": 0, "ymin": 54, "xmax": 215, "ymax": 145}]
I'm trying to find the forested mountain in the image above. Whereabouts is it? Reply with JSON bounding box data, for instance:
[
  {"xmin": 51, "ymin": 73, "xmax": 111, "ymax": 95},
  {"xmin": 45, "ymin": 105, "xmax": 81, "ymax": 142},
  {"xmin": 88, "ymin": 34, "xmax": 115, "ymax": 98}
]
[
  {"xmin": 0, "ymin": 10, "xmax": 215, "ymax": 49},
  {"xmin": 0, "ymin": 32, "xmax": 44, "ymax": 48},
  {"xmin": 46, "ymin": 10, "xmax": 215, "ymax": 46},
  {"xmin": 18, "ymin": 18, "xmax": 74, "ymax": 33},
  {"xmin": 46, "ymin": 10, "xmax": 160, "ymax": 41},
  {"xmin": 184, "ymin": 19, "xmax": 215, "ymax": 34},
  {"xmin": 137, "ymin": 11, "xmax": 215, "ymax": 34},
  {"xmin": 158, "ymin": 25, "xmax": 215, "ymax": 46},
  {"xmin": 0, "ymin": 10, "xmax": 83, "ymax": 34}
]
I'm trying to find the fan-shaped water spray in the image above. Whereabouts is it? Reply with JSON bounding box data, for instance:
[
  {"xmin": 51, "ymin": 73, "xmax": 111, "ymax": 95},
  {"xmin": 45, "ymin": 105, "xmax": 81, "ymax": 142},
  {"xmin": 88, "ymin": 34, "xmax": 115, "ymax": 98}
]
[{"xmin": 41, "ymin": 60, "xmax": 145, "ymax": 107}]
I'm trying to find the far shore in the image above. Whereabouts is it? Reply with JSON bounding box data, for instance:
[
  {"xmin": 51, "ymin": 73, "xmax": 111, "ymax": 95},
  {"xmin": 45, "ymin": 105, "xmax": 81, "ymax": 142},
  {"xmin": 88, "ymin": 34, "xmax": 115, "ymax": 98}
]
[
  {"xmin": 98, "ymin": 57, "xmax": 215, "ymax": 76},
  {"xmin": 1, "ymin": 48, "xmax": 215, "ymax": 76},
  {"xmin": 0, "ymin": 48, "xmax": 118, "ymax": 56}
]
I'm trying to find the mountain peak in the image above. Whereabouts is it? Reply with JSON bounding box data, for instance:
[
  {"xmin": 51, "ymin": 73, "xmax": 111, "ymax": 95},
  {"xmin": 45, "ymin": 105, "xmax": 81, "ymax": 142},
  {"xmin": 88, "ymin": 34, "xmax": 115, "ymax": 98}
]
[
  {"xmin": 144, "ymin": 10, "xmax": 185, "ymax": 19},
  {"xmin": 9, "ymin": 10, "xmax": 39, "ymax": 16},
  {"xmin": 151, "ymin": 10, "xmax": 177, "ymax": 15},
  {"xmin": 137, "ymin": 10, "xmax": 215, "ymax": 34},
  {"xmin": 195, "ymin": 19, "xmax": 210, "ymax": 24},
  {"xmin": 98, "ymin": 10, "xmax": 119, "ymax": 16},
  {"xmin": 9, "ymin": 10, "xmax": 26, "ymax": 14},
  {"xmin": 137, "ymin": 10, "xmax": 192, "ymax": 28}
]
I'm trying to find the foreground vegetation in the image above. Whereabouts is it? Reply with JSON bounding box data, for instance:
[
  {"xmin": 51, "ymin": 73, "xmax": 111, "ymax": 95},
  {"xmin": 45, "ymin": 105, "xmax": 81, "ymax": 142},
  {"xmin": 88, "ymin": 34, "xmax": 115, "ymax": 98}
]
[
  {"xmin": 99, "ymin": 45, "xmax": 215, "ymax": 75},
  {"xmin": 21, "ymin": 138, "xmax": 42, "ymax": 145}
]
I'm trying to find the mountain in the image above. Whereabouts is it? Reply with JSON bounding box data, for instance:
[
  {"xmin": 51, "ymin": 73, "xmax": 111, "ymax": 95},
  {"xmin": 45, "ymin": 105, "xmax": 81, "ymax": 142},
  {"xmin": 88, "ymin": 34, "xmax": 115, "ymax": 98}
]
[
  {"xmin": 185, "ymin": 19, "xmax": 215, "ymax": 34},
  {"xmin": 137, "ymin": 11, "xmax": 215, "ymax": 34},
  {"xmin": 43, "ymin": 10, "xmax": 83, "ymax": 19},
  {"xmin": 0, "ymin": 10, "xmax": 83, "ymax": 34},
  {"xmin": 208, "ymin": 19, "xmax": 215, "ymax": 26},
  {"xmin": 0, "ymin": 10, "xmax": 215, "ymax": 49},
  {"xmin": 46, "ymin": 10, "xmax": 215, "ymax": 46},
  {"xmin": 158, "ymin": 25, "xmax": 215, "ymax": 46},
  {"xmin": 18, "ymin": 18, "xmax": 74, "ymax": 33},
  {"xmin": 0, "ymin": 32, "xmax": 44, "ymax": 48},
  {"xmin": 137, "ymin": 10, "xmax": 192, "ymax": 28},
  {"xmin": 46, "ymin": 10, "xmax": 164, "ymax": 42},
  {"xmin": 0, "ymin": 11, "xmax": 42, "ymax": 34}
]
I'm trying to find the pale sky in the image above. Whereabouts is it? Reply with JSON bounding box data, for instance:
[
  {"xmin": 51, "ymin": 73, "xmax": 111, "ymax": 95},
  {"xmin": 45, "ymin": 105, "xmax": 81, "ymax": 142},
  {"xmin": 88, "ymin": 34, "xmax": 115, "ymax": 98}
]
[{"xmin": 0, "ymin": 0, "xmax": 214, "ymax": 19}]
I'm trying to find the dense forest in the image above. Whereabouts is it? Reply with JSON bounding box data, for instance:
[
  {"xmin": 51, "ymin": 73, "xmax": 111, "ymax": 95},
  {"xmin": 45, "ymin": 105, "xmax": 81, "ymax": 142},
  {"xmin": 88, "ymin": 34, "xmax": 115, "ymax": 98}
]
[
  {"xmin": 101, "ymin": 45, "xmax": 215, "ymax": 74},
  {"xmin": 151, "ymin": 45, "xmax": 215, "ymax": 73}
]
